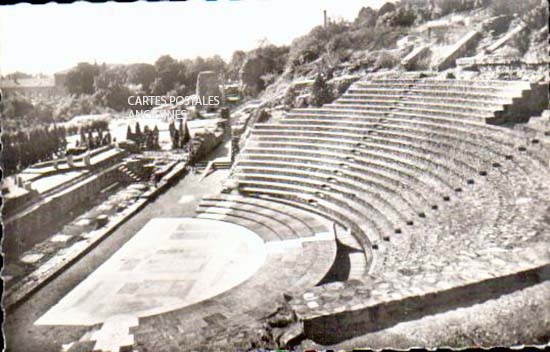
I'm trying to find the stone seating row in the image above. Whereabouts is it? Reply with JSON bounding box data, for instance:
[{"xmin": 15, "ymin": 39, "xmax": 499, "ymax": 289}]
[
  {"xmin": 229, "ymin": 79, "xmax": 545, "ymax": 253},
  {"xmin": 272, "ymin": 119, "xmax": 515, "ymax": 169},
  {"xmin": 361, "ymin": 82, "xmax": 527, "ymax": 94},
  {"xmin": 234, "ymin": 184, "xmax": 374, "ymax": 254},
  {"xmin": 339, "ymin": 92, "xmax": 514, "ymax": 109},
  {"xmin": 243, "ymin": 141, "xmax": 456, "ymax": 201},
  {"xmin": 238, "ymin": 155, "xmax": 431, "ymax": 211},
  {"xmin": 206, "ymin": 193, "xmax": 330, "ymax": 233},
  {"xmin": 233, "ymin": 173, "xmax": 391, "ymax": 244},
  {"xmin": 364, "ymin": 78, "xmax": 528, "ymax": 85},
  {"xmin": 280, "ymin": 112, "xmax": 547, "ymax": 171},
  {"xmin": 237, "ymin": 161, "xmax": 418, "ymax": 220},
  {"xmin": 235, "ymin": 166, "xmax": 406, "ymax": 227},
  {"xmin": 356, "ymin": 78, "xmax": 530, "ymax": 89},
  {"xmin": 236, "ymin": 134, "xmax": 530, "ymax": 249},
  {"xmin": 346, "ymin": 87, "xmax": 521, "ymax": 104},
  {"xmin": 252, "ymin": 124, "xmax": 487, "ymax": 182},
  {"xmin": 196, "ymin": 194, "xmax": 331, "ymax": 241},
  {"xmin": 246, "ymin": 127, "xmax": 543, "ymax": 208},
  {"xmin": 246, "ymin": 136, "xmax": 464, "ymax": 198},
  {"xmin": 246, "ymin": 127, "xmax": 507, "ymax": 201},
  {"xmin": 337, "ymin": 98, "xmax": 502, "ymax": 115},
  {"xmin": 310, "ymin": 103, "xmax": 496, "ymax": 122}
]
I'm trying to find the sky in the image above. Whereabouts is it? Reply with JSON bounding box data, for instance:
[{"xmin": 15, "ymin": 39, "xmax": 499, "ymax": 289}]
[{"xmin": 0, "ymin": 0, "xmax": 391, "ymax": 75}]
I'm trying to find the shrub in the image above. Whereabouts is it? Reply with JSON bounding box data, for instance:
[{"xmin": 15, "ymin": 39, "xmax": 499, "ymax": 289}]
[
  {"xmin": 374, "ymin": 51, "xmax": 400, "ymax": 70},
  {"xmin": 310, "ymin": 74, "xmax": 334, "ymax": 107},
  {"xmin": 433, "ymin": 0, "xmax": 479, "ymax": 17},
  {"xmin": 283, "ymin": 86, "xmax": 298, "ymax": 109},
  {"xmin": 489, "ymin": 0, "xmax": 542, "ymax": 17}
]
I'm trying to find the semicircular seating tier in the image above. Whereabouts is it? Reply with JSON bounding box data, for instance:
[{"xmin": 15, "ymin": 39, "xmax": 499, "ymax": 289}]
[{"xmin": 128, "ymin": 78, "xmax": 550, "ymax": 350}]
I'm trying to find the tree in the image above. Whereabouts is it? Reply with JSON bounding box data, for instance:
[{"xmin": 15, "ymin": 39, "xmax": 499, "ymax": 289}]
[
  {"xmin": 80, "ymin": 128, "xmax": 87, "ymax": 147},
  {"xmin": 103, "ymin": 131, "xmax": 112, "ymax": 145},
  {"xmin": 65, "ymin": 62, "xmax": 100, "ymax": 95},
  {"xmin": 284, "ymin": 86, "xmax": 298, "ymax": 109},
  {"xmin": 179, "ymin": 119, "xmax": 190, "ymax": 147},
  {"xmin": 310, "ymin": 74, "xmax": 334, "ymax": 107},
  {"xmin": 1, "ymin": 95, "xmax": 35, "ymax": 119},
  {"xmin": 152, "ymin": 125, "xmax": 160, "ymax": 150},
  {"xmin": 135, "ymin": 122, "xmax": 143, "ymax": 148},
  {"xmin": 203, "ymin": 55, "xmax": 227, "ymax": 76},
  {"xmin": 87, "ymin": 130, "xmax": 95, "ymax": 149},
  {"xmin": 126, "ymin": 125, "xmax": 133, "ymax": 142},
  {"xmin": 127, "ymin": 63, "xmax": 157, "ymax": 93},
  {"xmin": 153, "ymin": 55, "xmax": 186, "ymax": 95},
  {"xmin": 94, "ymin": 67, "xmax": 132, "ymax": 111},
  {"xmin": 171, "ymin": 129, "xmax": 180, "ymax": 150},
  {"xmin": 143, "ymin": 125, "xmax": 152, "ymax": 149},
  {"xmin": 228, "ymin": 50, "xmax": 247, "ymax": 80}
]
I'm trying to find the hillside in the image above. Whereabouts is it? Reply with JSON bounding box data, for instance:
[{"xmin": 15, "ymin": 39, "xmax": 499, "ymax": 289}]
[{"xmin": 242, "ymin": 0, "xmax": 548, "ymax": 108}]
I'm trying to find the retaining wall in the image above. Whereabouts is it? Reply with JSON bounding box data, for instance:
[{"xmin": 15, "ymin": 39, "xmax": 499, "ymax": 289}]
[{"xmin": 3, "ymin": 165, "xmax": 125, "ymax": 258}]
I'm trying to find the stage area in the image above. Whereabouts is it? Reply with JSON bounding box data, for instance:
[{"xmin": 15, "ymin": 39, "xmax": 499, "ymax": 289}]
[{"xmin": 35, "ymin": 218, "xmax": 267, "ymax": 326}]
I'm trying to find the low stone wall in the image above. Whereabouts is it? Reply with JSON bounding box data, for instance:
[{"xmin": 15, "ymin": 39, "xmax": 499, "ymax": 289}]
[
  {"xmin": 401, "ymin": 44, "xmax": 430, "ymax": 70},
  {"xmin": 291, "ymin": 248, "xmax": 550, "ymax": 345},
  {"xmin": 3, "ymin": 165, "xmax": 125, "ymax": 259}
]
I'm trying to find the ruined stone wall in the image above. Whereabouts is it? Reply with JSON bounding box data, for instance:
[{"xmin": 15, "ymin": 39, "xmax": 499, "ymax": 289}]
[
  {"xmin": 294, "ymin": 252, "xmax": 550, "ymax": 345},
  {"xmin": 435, "ymin": 30, "xmax": 481, "ymax": 70},
  {"xmin": 3, "ymin": 165, "xmax": 125, "ymax": 259}
]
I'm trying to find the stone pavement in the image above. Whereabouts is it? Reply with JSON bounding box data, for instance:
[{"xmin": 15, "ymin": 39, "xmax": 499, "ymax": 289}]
[{"xmin": 36, "ymin": 218, "xmax": 266, "ymax": 352}]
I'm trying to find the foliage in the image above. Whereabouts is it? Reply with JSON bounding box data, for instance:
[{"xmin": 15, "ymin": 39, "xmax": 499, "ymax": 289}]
[
  {"xmin": 289, "ymin": 22, "xmax": 349, "ymax": 67},
  {"xmin": 377, "ymin": 2, "xmax": 396, "ymax": 17},
  {"xmin": 310, "ymin": 73, "xmax": 334, "ymax": 107},
  {"xmin": 374, "ymin": 51, "xmax": 400, "ymax": 69},
  {"xmin": 151, "ymin": 55, "xmax": 187, "ymax": 96},
  {"xmin": 168, "ymin": 120, "xmax": 190, "ymax": 149},
  {"xmin": 354, "ymin": 7, "xmax": 378, "ymax": 27},
  {"xmin": 93, "ymin": 66, "xmax": 133, "ymax": 111},
  {"xmin": 333, "ymin": 77, "xmax": 358, "ymax": 96},
  {"xmin": 1, "ymin": 95, "xmax": 35, "ymax": 120},
  {"xmin": 65, "ymin": 62, "xmax": 100, "ymax": 95},
  {"xmin": 489, "ymin": 0, "xmax": 543, "ymax": 17},
  {"xmin": 227, "ymin": 50, "xmax": 247, "ymax": 81},
  {"xmin": 127, "ymin": 63, "xmax": 157, "ymax": 93},
  {"xmin": 126, "ymin": 122, "xmax": 160, "ymax": 150},
  {"xmin": 52, "ymin": 95, "xmax": 102, "ymax": 122},
  {"xmin": 433, "ymin": 0, "xmax": 480, "ymax": 17},
  {"xmin": 377, "ymin": 7, "xmax": 418, "ymax": 27},
  {"xmin": 1, "ymin": 125, "xmax": 67, "ymax": 175},
  {"xmin": 283, "ymin": 86, "xmax": 298, "ymax": 109}
]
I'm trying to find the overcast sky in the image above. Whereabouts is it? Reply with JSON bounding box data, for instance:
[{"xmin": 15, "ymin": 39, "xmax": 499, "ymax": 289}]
[{"xmin": 0, "ymin": 0, "xmax": 391, "ymax": 75}]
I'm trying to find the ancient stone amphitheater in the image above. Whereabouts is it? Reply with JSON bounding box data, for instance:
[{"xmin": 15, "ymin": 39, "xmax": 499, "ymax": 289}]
[{"xmin": 130, "ymin": 77, "xmax": 550, "ymax": 351}]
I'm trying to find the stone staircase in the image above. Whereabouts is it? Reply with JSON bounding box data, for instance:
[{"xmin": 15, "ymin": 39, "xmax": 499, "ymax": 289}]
[{"xmin": 117, "ymin": 164, "xmax": 142, "ymax": 183}]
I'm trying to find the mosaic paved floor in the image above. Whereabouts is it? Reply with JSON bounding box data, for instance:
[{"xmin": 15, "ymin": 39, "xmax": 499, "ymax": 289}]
[{"xmin": 35, "ymin": 218, "xmax": 266, "ymax": 327}]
